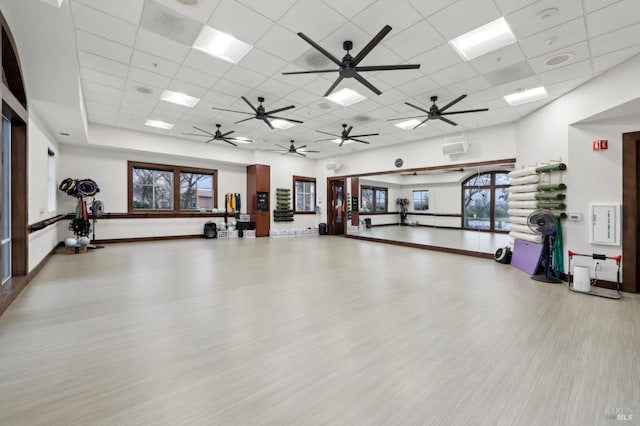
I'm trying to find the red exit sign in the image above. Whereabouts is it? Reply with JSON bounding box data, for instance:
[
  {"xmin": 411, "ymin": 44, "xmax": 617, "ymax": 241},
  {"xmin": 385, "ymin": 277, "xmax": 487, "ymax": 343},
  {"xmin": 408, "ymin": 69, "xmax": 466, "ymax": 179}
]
[{"xmin": 593, "ymin": 140, "xmax": 609, "ymax": 150}]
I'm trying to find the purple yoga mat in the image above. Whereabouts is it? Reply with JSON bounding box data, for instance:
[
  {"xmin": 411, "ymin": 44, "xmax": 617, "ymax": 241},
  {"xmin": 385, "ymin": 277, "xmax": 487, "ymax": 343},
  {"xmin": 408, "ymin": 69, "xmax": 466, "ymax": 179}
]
[{"xmin": 511, "ymin": 239, "xmax": 543, "ymax": 274}]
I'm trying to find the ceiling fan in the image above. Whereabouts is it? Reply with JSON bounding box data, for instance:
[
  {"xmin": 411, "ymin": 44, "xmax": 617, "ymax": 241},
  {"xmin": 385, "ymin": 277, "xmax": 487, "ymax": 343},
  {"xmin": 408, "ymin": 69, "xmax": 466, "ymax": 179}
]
[
  {"xmin": 282, "ymin": 25, "xmax": 420, "ymax": 97},
  {"xmin": 388, "ymin": 94, "xmax": 489, "ymax": 128},
  {"xmin": 211, "ymin": 96, "xmax": 303, "ymax": 129},
  {"xmin": 315, "ymin": 123, "xmax": 379, "ymax": 147},
  {"xmin": 272, "ymin": 140, "xmax": 319, "ymax": 157},
  {"xmin": 181, "ymin": 124, "xmax": 252, "ymax": 146}
]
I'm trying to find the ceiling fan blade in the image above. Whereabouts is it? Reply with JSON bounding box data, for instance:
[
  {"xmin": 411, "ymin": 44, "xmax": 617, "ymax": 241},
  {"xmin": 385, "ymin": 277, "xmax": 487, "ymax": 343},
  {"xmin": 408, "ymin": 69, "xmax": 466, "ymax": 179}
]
[
  {"xmin": 262, "ymin": 117, "xmax": 274, "ymax": 129},
  {"xmin": 353, "ymin": 73, "xmax": 382, "ymax": 95},
  {"xmin": 405, "ymin": 102, "xmax": 431, "ymax": 115},
  {"xmin": 345, "ymin": 126, "xmax": 353, "ymax": 137},
  {"xmin": 182, "ymin": 132, "xmax": 212, "ymax": 137},
  {"xmin": 339, "ymin": 138, "xmax": 346, "ymax": 147},
  {"xmin": 440, "ymin": 108, "xmax": 489, "ymax": 115},
  {"xmin": 352, "ymin": 25, "xmax": 392, "ymax": 65},
  {"xmin": 349, "ymin": 133, "xmax": 379, "ymax": 138},
  {"xmin": 275, "ymin": 144, "xmax": 289, "ymax": 150},
  {"xmin": 302, "ymin": 150, "xmax": 319, "ymax": 153},
  {"xmin": 316, "ymin": 130, "xmax": 340, "ymax": 137},
  {"xmin": 315, "ymin": 138, "xmax": 336, "ymax": 142},
  {"xmin": 282, "ymin": 69, "xmax": 340, "ymax": 75},
  {"xmin": 265, "ymin": 105, "xmax": 295, "ymax": 115},
  {"xmin": 241, "ymin": 96, "xmax": 259, "ymax": 113},
  {"xmin": 323, "ymin": 76, "xmax": 344, "ymax": 97},
  {"xmin": 356, "ymin": 64, "xmax": 421, "ymax": 72},
  {"xmin": 439, "ymin": 94, "xmax": 467, "ymax": 113},
  {"xmin": 438, "ymin": 116, "xmax": 458, "ymax": 126},
  {"xmin": 413, "ymin": 117, "xmax": 430, "ymax": 129},
  {"xmin": 297, "ymin": 32, "xmax": 342, "ymax": 66},
  {"xmin": 267, "ymin": 115, "xmax": 304, "ymax": 124},
  {"xmin": 222, "ymin": 138, "xmax": 238, "ymax": 146},
  {"xmin": 349, "ymin": 138, "xmax": 371, "ymax": 144},
  {"xmin": 234, "ymin": 117, "xmax": 255, "ymax": 124},
  {"xmin": 386, "ymin": 115, "xmax": 426, "ymax": 122},
  {"xmin": 221, "ymin": 130, "xmax": 234, "ymax": 137},
  {"xmin": 204, "ymin": 138, "xmax": 215, "ymax": 143},
  {"xmin": 297, "ymin": 144, "xmax": 308, "ymax": 150},
  {"xmin": 295, "ymin": 151, "xmax": 307, "ymax": 157},
  {"xmin": 211, "ymin": 106, "xmax": 253, "ymax": 115}
]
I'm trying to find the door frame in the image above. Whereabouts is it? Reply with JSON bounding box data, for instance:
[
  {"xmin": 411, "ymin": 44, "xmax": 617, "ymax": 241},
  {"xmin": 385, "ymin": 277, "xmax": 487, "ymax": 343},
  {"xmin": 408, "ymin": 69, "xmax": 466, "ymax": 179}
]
[
  {"xmin": 326, "ymin": 177, "xmax": 346, "ymax": 235},
  {"xmin": 622, "ymin": 131, "xmax": 640, "ymax": 293}
]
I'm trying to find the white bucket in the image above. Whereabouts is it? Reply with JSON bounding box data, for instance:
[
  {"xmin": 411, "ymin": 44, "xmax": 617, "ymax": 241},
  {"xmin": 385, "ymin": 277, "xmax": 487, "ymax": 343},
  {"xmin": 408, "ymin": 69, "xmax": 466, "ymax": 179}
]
[{"xmin": 573, "ymin": 266, "xmax": 591, "ymax": 292}]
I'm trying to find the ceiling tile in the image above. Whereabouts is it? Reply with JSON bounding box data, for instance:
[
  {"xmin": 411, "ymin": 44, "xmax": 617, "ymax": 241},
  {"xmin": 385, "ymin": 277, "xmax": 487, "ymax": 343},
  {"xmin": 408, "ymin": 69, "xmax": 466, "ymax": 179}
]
[
  {"xmin": 528, "ymin": 41, "xmax": 590, "ymax": 74},
  {"xmin": 447, "ymin": 76, "xmax": 492, "ymax": 94},
  {"xmin": 469, "ymin": 44, "xmax": 527, "ymax": 74},
  {"xmin": 587, "ymin": 22, "xmax": 640, "ymax": 56},
  {"xmin": 406, "ymin": 0, "xmax": 457, "ymax": 18},
  {"xmin": 545, "ymin": 75, "xmax": 592, "ymax": 97},
  {"xmin": 237, "ymin": 0, "xmax": 297, "ymax": 22},
  {"xmin": 352, "ymin": 0, "xmax": 423, "ymax": 37},
  {"xmin": 80, "ymin": 68, "xmax": 127, "ymax": 90},
  {"xmin": 592, "ymin": 44, "xmax": 640, "ymax": 74},
  {"xmin": 222, "ymin": 66, "xmax": 268, "ymax": 89},
  {"xmin": 208, "ymin": 0, "xmax": 274, "ymax": 44},
  {"xmin": 134, "ymin": 28, "xmax": 191, "ymax": 64},
  {"xmin": 585, "ymin": 0, "xmax": 640, "ymax": 37},
  {"xmin": 506, "ymin": 0, "xmax": 584, "ymax": 40},
  {"xmin": 78, "ymin": 51, "xmax": 130, "ymax": 78},
  {"xmin": 128, "ymin": 67, "xmax": 172, "ymax": 89},
  {"xmin": 238, "ymin": 48, "xmax": 288, "ymax": 77},
  {"xmin": 429, "ymin": 62, "xmax": 479, "ymax": 87},
  {"xmin": 167, "ymin": 80, "xmax": 207, "ymax": 98},
  {"xmin": 320, "ymin": 0, "xmax": 372, "ymax": 19},
  {"xmin": 151, "ymin": 0, "xmax": 220, "ymax": 24},
  {"xmin": 538, "ymin": 59, "xmax": 593, "ymax": 86},
  {"xmin": 278, "ymin": 1, "xmax": 345, "ymax": 41},
  {"xmin": 174, "ymin": 66, "xmax": 219, "ymax": 90},
  {"xmin": 70, "ymin": 1, "xmax": 137, "ymax": 46},
  {"xmin": 130, "ymin": 49, "xmax": 180, "ymax": 78},
  {"xmin": 72, "ymin": 0, "xmax": 145, "ymax": 25},
  {"xmin": 519, "ymin": 18, "xmax": 587, "ymax": 58},
  {"xmin": 182, "ymin": 49, "xmax": 234, "ymax": 77},
  {"xmin": 493, "ymin": 75, "xmax": 543, "ymax": 96},
  {"xmin": 256, "ymin": 24, "xmax": 311, "ymax": 61},
  {"xmin": 483, "ymin": 61, "xmax": 535, "ymax": 86},
  {"xmin": 212, "ymin": 78, "xmax": 252, "ymax": 98},
  {"xmin": 427, "ymin": 0, "xmax": 502, "ymax": 39},
  {"xmin": 201, "ymin": 90, "xmax": 241, "ymax": 107},
  {"xmin": 82, "ymin": 80, "xmax": 125, "ymax": 99},
  {"xmin": 493, "ymin": 0, "xmax": 539, "ymax": 15},
  {"xmin": 374, "ymin": 69, "xmax": 424, "ymax": 88},
  {"xmin": 383, "ymin": 21, "xmax": 445, "ymax": 59},
  {"xmin": 582, "ymin": 0, "xmax": 621, "ymax": 13},
  {"xmin": 76, "ymin": 30, "xmax": 132, "ymax": 64},
  {"xmin": 397, "ymin": 75, "xmax": 440, "ymax": 98},
  {"xmin": 411, "ymin": 43, "xmax": 463, "ymax": 74}
]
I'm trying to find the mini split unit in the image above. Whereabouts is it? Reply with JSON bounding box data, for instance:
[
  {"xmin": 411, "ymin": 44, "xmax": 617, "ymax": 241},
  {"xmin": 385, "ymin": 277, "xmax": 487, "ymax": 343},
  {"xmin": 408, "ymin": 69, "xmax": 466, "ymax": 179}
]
[{"xmin": 441, "ymin": 139, "xmax": 468, "ymax": 156}]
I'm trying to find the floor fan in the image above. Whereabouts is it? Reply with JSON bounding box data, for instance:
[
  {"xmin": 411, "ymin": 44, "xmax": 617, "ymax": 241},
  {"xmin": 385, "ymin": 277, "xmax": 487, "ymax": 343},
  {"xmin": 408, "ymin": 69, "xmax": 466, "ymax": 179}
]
[
  {"xmin": 527, "ymin": 210, "xmax": 562, "ymax": 283},
  {"xmin": 90, "ymin": 199, "xmax": 105, "ymax": 249}
]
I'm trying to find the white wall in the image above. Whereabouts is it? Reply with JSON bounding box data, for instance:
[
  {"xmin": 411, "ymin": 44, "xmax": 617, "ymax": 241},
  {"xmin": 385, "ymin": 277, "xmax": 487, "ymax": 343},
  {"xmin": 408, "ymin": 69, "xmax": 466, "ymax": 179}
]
[
  {"xmin": 514, "ymin": 54, "xmax": 640, "ymax": 282},
  {"xmin": 27, "ymin": 113, "xmax": 61, "ymax": 271}
]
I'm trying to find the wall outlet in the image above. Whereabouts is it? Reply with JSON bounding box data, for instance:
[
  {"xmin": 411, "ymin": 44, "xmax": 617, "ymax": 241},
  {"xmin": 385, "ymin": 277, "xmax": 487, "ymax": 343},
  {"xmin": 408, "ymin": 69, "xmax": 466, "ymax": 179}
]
[{"xmin": 568, "ymin": 212, "xmax": 582, "ymax": 221}]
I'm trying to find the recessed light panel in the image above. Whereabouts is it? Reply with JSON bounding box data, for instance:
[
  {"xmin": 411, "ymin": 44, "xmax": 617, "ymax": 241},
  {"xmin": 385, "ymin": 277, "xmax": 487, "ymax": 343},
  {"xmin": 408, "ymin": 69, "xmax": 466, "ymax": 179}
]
[
  {"xmin": 271, "ymin": 119, "xmax": 296, "ymax": 130},
  {"xmin": 233, "ymin": 137, "xmax": 253, "ymax": 144},
  {"xmin": 395, "ymin": 119, "xmax": 422, "ymax": 130},
  {"xmin": 145, "ymin": 119, "xmax": 174, "ymax": 129},
  {"xmin": 503, "ymin": 87, "xmax": 548, "ymax": 106},
  {"xmin": 193, "ymin": 26, "xmax": 252, "ymax": 64},
  {"xmin": 450, "ymin": 17, "xmax": 516, "ymax": 61},
  {"xmin": 160, "ymin": 90, "xmax": 200, "ymax": 107},
  {"xmin": 326, "ymin": 88, "xmax": 366, "ymax": 107},
  {"xmin": 331, "ymin": 138, "xmax": 352, "ymax": 145}
]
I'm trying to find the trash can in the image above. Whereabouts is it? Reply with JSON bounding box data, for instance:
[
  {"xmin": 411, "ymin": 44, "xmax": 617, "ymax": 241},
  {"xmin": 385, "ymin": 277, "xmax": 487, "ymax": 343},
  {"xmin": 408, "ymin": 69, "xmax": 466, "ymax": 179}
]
[
  {"xmin": 319, "ymin": 223, "xmax": 328, "ymax": 235},
  {"xmin": 364, "ymin": 218, "xmax": 372, "ymax": 228}
]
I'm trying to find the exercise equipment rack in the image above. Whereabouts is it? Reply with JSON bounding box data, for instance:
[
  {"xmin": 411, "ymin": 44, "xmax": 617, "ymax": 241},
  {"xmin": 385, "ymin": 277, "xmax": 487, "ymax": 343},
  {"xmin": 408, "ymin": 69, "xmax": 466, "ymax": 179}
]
[{"xmin": 567, "ymin": 251, "xmax": 622, "ymax": 300}]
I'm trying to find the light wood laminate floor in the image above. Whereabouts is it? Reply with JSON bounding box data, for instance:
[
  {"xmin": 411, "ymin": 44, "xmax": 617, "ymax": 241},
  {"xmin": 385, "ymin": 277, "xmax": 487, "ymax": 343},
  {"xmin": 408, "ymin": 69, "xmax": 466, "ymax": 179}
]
[{"xmin": 0, "ymin": 237, "xmax": 638, "ymax": 425}]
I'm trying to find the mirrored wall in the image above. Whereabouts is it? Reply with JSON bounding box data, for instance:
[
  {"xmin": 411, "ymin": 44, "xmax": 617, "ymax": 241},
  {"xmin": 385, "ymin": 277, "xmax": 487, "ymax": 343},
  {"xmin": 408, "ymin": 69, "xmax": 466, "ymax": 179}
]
[{"xmin": 345, "ymin": 159, "xmax": 515, "ymax": 257}]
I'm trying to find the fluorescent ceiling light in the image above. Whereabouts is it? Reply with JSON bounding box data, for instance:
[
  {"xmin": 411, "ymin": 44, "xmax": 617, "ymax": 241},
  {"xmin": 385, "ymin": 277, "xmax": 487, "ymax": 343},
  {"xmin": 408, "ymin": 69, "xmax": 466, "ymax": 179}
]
[
  {"xmin": 271, "ymin": 119, "xmax": 296, "ymax": 130},
  {"xmin": 326, "ymin": 88, "xmax": 366, "ymax": 107},
  {"xmin": 504, "ymin": 86, "xmax": 548, "ymax": 106},
  {"xmin": 160, "ymin": 90, "xmax": 200, "ymax": 108},
  {"xmin": 193, "ymin": 26, "xmax": 252, "ymax": 64},
  {"xmin": 331, "ymin": 138, "xmax": 353, "ymax": 145},
  {"xmin": 233, "ymin": 137, "xmax": 253, "ymax": 144},
  {"xmin": 395, "ymin": 119, "xmax": 422, "ymax": 130},
  {"xmin": 145, "ymin": 119, "xmax": 174, "ymax": 130},
  {"xmin": 450, "ymin": 17, "xmax": 516, "ymax": 61}
]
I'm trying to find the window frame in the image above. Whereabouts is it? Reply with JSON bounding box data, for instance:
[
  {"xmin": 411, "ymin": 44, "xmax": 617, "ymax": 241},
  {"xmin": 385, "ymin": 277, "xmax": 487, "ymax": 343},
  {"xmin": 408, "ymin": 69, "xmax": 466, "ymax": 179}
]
[
  {"xmin": 412, "ymin": 189, "xmax": 429, "ymax": 211},
  {"xmin": 360, "ymin": 185, "xmax": 388, "ymax": 214},
  {"xmin": 127, "ymin": 161, "xmax": 218, "ymax": 214},
  {"xmin": 461, "ymin": 171, "xmax": 510, "ymax": 232},
  {"xmin": 292, "ymin": 175, "xmax": 316, "ymax": 214}
]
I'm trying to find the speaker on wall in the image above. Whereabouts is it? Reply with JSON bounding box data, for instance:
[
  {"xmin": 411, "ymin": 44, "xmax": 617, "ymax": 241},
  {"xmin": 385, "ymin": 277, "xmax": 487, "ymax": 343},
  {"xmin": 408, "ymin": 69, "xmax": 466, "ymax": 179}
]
[
  {"xmin": 326, "ymin": 160, "xmax": 342, "ymax": 171},
  {"xmin": 441, "ymin": 140, "xmax": 468, "ymax": 156}
]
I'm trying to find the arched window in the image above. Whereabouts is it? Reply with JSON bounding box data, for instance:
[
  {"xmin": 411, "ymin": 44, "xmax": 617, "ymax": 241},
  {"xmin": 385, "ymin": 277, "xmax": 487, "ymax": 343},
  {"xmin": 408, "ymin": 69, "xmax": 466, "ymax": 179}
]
[{"xmin": 462, "ymin": 171, "xmax": 510, "ymax": 232}]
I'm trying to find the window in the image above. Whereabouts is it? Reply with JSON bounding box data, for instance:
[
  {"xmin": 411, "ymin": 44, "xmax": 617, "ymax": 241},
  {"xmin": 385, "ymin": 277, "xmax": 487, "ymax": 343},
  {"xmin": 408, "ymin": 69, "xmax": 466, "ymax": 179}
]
[
  {"xmin": 462, "ymin": 171, "xmax": 510, "ymax": 232},
  {"xmin": 293, "ymin": 176, "xmax": 316, "ymax": 213},
  {"xmin": 361, "ymin": 185, "xmax": 388, "ymax": 213},
  {"xmin": 413, "ymin": 190, "xmax": 429, "ymax": 211},
  {"xmin": 128, "ymin": 161, "xmax": 217, "ymax": 213}
]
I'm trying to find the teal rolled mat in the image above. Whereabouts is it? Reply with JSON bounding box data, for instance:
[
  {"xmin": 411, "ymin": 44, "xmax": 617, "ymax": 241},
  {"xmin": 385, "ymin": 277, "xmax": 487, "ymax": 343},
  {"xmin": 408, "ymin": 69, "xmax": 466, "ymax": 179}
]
[
  {"xmin": 537, "ymin": 183, "xmax": 567, "ymax": 191},
  {"xmin": 536, "ymin": 163, "xmax": 567, "ymax": 173}
]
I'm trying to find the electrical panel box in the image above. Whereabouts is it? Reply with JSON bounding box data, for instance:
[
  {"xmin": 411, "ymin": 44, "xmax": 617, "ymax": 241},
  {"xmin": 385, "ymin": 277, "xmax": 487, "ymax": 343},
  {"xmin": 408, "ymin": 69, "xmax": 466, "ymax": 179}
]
[{"xmin": 590, "ymin": 203, "xmax": 620, "ymax": 245}]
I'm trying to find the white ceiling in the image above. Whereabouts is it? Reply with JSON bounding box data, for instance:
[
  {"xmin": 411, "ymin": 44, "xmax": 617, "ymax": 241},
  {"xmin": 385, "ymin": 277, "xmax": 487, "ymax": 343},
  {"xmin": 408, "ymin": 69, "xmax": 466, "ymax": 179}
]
[{"xmin": 24, "ymin": 0, "xmax": 640, "ymax": 157}]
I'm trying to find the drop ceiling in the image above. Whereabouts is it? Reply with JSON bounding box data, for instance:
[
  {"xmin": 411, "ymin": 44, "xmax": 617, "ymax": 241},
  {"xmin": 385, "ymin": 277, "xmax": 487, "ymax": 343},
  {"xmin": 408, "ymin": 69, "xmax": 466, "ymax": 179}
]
[{"xmin": 35, "ymin": 0, "xmax": 640, "ymax": 157}]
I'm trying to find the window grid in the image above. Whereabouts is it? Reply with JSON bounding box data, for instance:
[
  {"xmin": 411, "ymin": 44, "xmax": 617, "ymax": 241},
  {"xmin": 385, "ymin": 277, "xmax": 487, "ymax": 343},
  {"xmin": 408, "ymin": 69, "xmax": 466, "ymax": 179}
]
[{"xmin": 293, "ymin": 176, "xmax": 316, "ymax": 214}]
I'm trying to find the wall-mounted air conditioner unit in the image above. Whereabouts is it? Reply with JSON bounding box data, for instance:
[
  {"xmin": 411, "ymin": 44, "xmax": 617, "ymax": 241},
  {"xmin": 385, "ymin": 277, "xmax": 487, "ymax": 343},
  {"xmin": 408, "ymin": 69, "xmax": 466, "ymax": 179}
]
[
  {"xmin": 326, "ymin": 160, "xmax": 342, "ymax": 171},
  {"xmin": 441, "ymin": 140, "xmax": 468, "ymax": 156}
]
